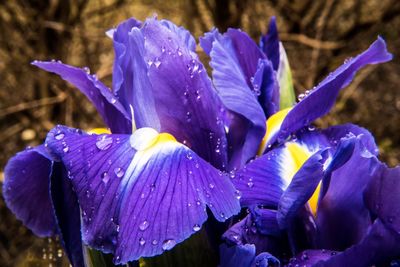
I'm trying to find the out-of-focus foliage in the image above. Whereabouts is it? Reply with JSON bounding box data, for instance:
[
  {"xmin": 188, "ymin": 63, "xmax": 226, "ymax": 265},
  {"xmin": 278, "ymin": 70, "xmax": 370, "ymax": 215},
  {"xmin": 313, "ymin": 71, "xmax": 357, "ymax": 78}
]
[{"xmin": 0, "ymin": 0, "xmax": 399, "ymax": 266}]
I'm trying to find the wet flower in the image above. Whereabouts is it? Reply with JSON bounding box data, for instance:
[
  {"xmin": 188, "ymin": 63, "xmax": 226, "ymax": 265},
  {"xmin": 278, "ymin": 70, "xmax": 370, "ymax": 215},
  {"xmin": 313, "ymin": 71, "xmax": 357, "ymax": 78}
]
[{"xmin": 2, "ymin": 15, "xmax": 398, "ymax": 267}]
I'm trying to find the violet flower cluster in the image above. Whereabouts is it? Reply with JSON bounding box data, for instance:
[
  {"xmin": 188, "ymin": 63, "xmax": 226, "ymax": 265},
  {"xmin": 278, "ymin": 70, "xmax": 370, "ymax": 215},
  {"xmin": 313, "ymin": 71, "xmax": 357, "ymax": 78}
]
[{"xmin": 3, "ymin": 16, "xmax": 400, "ymax": 267}]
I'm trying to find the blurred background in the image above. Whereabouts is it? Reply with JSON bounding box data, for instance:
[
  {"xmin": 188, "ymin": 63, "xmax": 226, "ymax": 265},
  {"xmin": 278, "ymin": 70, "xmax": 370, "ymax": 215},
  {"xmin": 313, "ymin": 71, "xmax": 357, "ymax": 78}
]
[{"xmin": 0, "ymin": 0, "xmax": 399, "ymax": 266}]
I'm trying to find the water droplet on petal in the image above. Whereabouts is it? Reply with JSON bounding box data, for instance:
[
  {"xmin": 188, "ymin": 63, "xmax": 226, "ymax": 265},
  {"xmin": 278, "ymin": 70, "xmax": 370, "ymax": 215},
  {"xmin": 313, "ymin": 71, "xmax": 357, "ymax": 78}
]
[
  {"xmin": 186, "ymin": 152, "xmax": 193, "ymax": 160},
  {"xmin": 247, "ymin": 181, "xmax": 254, "ymax": 188},
  {"xmin": 193, "ymin": 224, "xmax": 201, "ymax": 232},
  {"xmin": 209, "ymin": 183, "xmax": 215, "ymax": 189},
  {"xmin": 162, "ymin": 239, "xmax": 176, "ymax": 251},
  {"xmin": 153, "ymin": 57, "xmax": 161, "ymax": 68},
  {"xmin": 152, "ymin": 239, "xmax": 158, "ymax": 245},
  {"xmin": 139, "ymin": 238, "xmax": 146, "ymax": 246},
  {"xmin": 298, "ymin": 93, "xmax": 306, "ymax": 101},
  {"xmin": 101, "ymin": 172, "xmax": 110, "ymax": 183},
  {"xmin": 55, "ymin": 132, "xmax": 64, "ymax": 140},
  {"xmin": 111, "ymin": 97, "xmax": 117, "ymax": 104},
  {"xmin": 235, "ymin": 190, "xmax": 242, "ymax": 199},
  {"xmin": 308, "ymin": 125, "xmax": 316, "ymax": 131},
  {"xmin": 186, "ymin": 111, "xmax": 192, "ymax": 122},
  {"xmin": 139, "ymin": 220, "xmax": 149, "ymax": 231},
  {"xmin": 83, "ymin": 67, "xmax": 90, "ymax": 74},
  {"xmin": 63, "ymin": 146, "xmax": 69, "ymax": 153},
  {"xmin": 96, "ymin": 135, "xmax": 113, "ymax": 150},
  {"xmin": 114, "ymin": 167, "xmax": 125, "ymax": 178}
]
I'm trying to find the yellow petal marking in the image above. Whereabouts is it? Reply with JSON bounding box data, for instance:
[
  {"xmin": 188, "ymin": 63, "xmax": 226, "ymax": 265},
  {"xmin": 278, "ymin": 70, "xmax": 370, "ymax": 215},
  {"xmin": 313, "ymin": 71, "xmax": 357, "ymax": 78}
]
[
  {"xmin": 286, "ymin": 142, "xmax": 321, "ymax": 216},
  {"xmin": 146, "ymin": 132, "xmax": 177, "ymax": 151},
  {"xmin": 258, "ymin": 107, "xmax": 292, "ymax": 155},
  {"xmin": 88, "ymin": 128, "xmax": 111, "ymax": 134},
  {"xmin": 308, "ymin": 182, "xmax": 321, "ymax": 215},
  {"xmin": 285, "ymin": 142, "xmax": 311, "ymax": 178}
]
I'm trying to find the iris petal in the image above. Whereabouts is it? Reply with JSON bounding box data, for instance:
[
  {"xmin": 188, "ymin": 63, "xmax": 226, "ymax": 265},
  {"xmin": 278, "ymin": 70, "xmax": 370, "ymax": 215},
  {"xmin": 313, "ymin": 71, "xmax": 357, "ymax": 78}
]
[
  {"xmin": 252, "ymin": 59, "xmax": 280, "ymax": 117},
  {"xmin": 273, "ymin": 37, "xmax": 392, "ymax": 144},
  {"xmin": 260, "ymin": 16, "xmax": 280, "ymax": 71},
  {"xmin": 128, "ymin": 18, "xmax": 228, "ymax": 169},
  {"xmin": 365, "ymin": 162, "xmax": 400, "ymax": 233},
  {"xmin": 45, "ymin": 125, "xmax": 240, "ymax": 264},
  {"xmin": 112, "ymin": 17, "xmax": 142, "ymax": 99},
  {"xmin": 277, "ymin": 148, "xmax": 330, "ymax": 229},
  {"xmin": 322, "ymin": 123, "xmax": 379, "ymax": 156},
  {"xmin": 3, "ymin": 145, "xmax": 57, "ymax": 237},
  {"xmin": 32, "ymin": 61, "xmax": 132, "ymax": 134},
  {"xmin": 50, "ymin": 163, "xmax": 84, "ymax": 266},
  {"xmin": 316, "ymin": 220, "xmax": 400, "ymax": 267},
  {"xmin": 316, "ymin": 139, "xmax": 379, "ymax": 250},
  {"xmin": 200, "ymin": 28, "xmax": 266, "ymax": 169}
]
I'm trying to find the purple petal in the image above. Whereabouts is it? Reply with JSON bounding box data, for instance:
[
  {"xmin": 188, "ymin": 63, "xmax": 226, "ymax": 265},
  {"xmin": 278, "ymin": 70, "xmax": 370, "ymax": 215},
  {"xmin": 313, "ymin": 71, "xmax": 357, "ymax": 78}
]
[
  {"xmin": 46, "ymin": 125, "xmax": 240, "ymax": 264},
  {"xmin": 365, "ymin": 162, "xmax": 400, "ymax": 233},
  {"xmin": 225, "ymin": 29, "xmax": 266, "ymax": 88},
  {"xmin": 219, "ymin": 243, "xmax": 256, "ymax": 267},
  {"xmin": 273, "ymin": 37, "xmax": 392, "ymax": 144},
  {"xmin": 3, "ymin": 145, "xmax": 57, "ymax": 237},
  {"xmin": 286, "ymin": 249, "xmax": 337, "ymax": 266},
  {"xmin": 112, "ymin": 18, "xmax": 142, "ymax": 98},
  {"xmin": 32, "ymin": 61, "xmax": 132, "ymax": 134},
  {"xmin": 129, "ymin": 18, "xmax": 228, "ymax": 169},
  {"xmin": 233, "ymin": 130, "xmax": 329, "ymax": 208},
  {"xmin": 260, "ymin": 16, "xmax": 280, "ymax": 71},
  {"xmin": 220, "ymin": 242, "xmax": 280, "ymax": 267},
  {"xmin": 200, "ymin": 28, "xmax": 266, "ymax": 168},
  {"xmin": 315, "ymin": 220, "xmax": 400, "ymax": 267},
  {"xmin": 232, "ymin": 147, "xmax": 288, "ymax": 208},
  {"xmin": 322, "ymin": 123, "xmax": 379, "ymax": 156},
  {"xmin": 159, "ymin": 19, "xmax": 197, "ymax": 52},
  {"xmin": 316, "ymin": 139, "xmax": 379, "ymax": 250},
  {"xmin": 252, "ymin": 207, "xmax": 280, "ymax": 236},
  {"xmin": 253, "ymin": 59, "xmax": 280, "ymax": 117},
  {"xmin": 277, "ymin": 149, "xmax": 330, "ymax": 228},
  {"xmin": 50, "ymin": 163, "xmax": 84, "ymax": 266}
]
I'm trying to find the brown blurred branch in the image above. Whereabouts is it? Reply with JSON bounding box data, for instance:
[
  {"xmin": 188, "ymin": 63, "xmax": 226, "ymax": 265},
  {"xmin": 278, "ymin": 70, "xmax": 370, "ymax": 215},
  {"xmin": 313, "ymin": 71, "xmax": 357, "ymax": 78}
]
[
  {"xmin": 280, "ymin": 33, "xmax": 343, "ymax": 49},
  {"xmin": 0, "ymin": 93, "xmax": 67, "ymax": 118}
]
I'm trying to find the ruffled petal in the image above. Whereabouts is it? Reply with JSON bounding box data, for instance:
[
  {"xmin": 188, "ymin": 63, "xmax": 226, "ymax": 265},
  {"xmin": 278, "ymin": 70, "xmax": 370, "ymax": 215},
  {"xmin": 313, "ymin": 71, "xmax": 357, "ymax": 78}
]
[
  {"xmin": 159, "ymin": 19, "xmax": 197, "ymax": 52},
  {"xmin": 32, "ymin": 61, "xmax": 132, "ymax": 134},
  {"xmin": 112, "ymin": 17, "xmax": 142, "ymax": 98},
  {"xmin": 46, "ymin": 125, "xmax": 240, "ymax": 264},
  {"xmin": 128, "ymin": 18, "xmax": 228, "ymax": 169},
  {"xmin": 322, "ymin": 123, "xmax": 379, "ymax": 156},
  {"xmin": 3, "ymin": 145, "xmax": 57, "ymax": 237},
  {"xmin": 200, "ymin": 28, "xmax": 266, "ymax": 169},
  {"xmin": 272, "ymin": 37, "xmax": 392, "ymax": 145}
]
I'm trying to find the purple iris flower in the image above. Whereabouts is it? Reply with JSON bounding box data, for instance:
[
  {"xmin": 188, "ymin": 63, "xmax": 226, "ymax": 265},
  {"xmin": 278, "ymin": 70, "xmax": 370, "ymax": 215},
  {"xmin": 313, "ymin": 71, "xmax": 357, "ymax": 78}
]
[
  {"xmin": 200, "ymin": 18, "xmax": 398, "ymax": 267},
  {"xmin": 3, "ymin": 17, "xmax": 242, "ymax": 265},
  {"xmin": 2, "ymin": 15, "xmax": 398, "ymax": 267}
]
